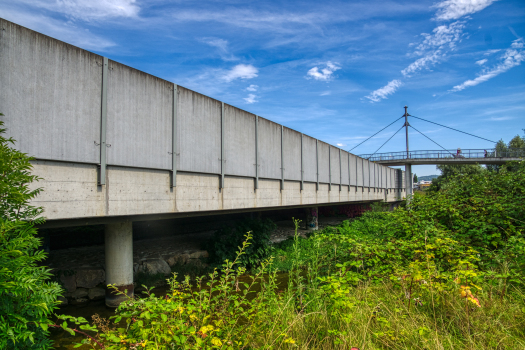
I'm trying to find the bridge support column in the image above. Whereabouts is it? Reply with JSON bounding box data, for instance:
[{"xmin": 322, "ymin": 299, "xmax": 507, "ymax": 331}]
[
  {"xmin": 305, "ymin": 207, "xmax": 318, "ymax": 231},
  {"xmin": 105, "ymin": 222, "xmax": 134, "ymax": 307},
  {"xmin": 405, "ymin": 164, "xmax": 413, "ymax": 200}
]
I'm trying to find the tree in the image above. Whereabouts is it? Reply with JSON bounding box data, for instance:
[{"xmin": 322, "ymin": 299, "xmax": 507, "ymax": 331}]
[
  {"xmin": 413, "ymin": 173, "xmax": 418, "ymax": 183},
  {"xmin": 428, "ymin": 163, "xmax": 484, "ymax": 192},
  {"xmin": 0, "ymin": 115, "xmax": 62, "ymax": 349}
]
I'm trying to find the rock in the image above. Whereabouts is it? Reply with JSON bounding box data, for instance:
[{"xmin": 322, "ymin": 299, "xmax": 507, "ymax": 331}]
[
  {"xmin": 76, "ymin": 268, "xmax": 105, "ymax": 289},
  {"xmin": 59, "ymin": 273, "xmax": 77, "ymax": 293},
  {"xmin": 72, "ymin": 288, "xmax": 88, "ymax": 299},
  {"xmin": 189, "ymin": 250, "xmax": 209, "ymax": 259},
  {"xmin": 166, "ymin": 254, "xmax": 190, "ymax": 266},
  {"xmin": 140, "ymin": 259, "xmax": 171, "ymax": 275},
  {"xmin": 71, "ymin": 298, "xmax": 88, "ymax": 305},
  {"xmin": 57, "ymin": 296, "xmax": 68, "ymax": 306},
  {"xmin": 88, "ymin": 287, "xmax": 106, "ymax": 301}
]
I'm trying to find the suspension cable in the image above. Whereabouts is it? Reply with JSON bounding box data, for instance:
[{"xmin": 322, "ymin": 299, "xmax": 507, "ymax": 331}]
[
  {"xmin": 366, "ymin": 125, "xmax": 405, "ymax": 160},
  {"xmin": 349, "ymin": 116, "xmax": 404, "ymax": 151},
  {"xmin": 409, "ymin": 125, "xmax": 455, "ymax": 157},
  {"xmin": 410, "ymin": 115, "xmax": 497, "ymax": 143}
]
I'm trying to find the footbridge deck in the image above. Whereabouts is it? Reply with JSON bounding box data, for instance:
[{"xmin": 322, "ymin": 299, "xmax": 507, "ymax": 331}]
[{"xmin": 360, "ymin": 149, "xmax": 524, "ymax": 166}]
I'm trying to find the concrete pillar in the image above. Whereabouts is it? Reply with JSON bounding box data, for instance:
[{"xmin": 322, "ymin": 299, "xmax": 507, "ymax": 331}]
[
  {"xmin": 105, "ymin": 222, "xmax": 134, "ymax": 307},
  {"xmin": 305, "ymin": 207, "xmax": 318, "ymax": 231},
  {"xmin": 405, "ymin": 164, "xmax": 413, "ymax": 200}
]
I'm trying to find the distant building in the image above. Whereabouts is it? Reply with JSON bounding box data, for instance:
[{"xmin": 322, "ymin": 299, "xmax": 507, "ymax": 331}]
[{"xmin": 414, "ymin": 180, "xmax": 432, "ymax": 190}]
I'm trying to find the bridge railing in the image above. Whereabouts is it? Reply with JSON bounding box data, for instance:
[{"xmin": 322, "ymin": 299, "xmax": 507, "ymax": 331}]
[{"xmin": 359, "ymin": 149, "xmax": 525, "ymax": 162}]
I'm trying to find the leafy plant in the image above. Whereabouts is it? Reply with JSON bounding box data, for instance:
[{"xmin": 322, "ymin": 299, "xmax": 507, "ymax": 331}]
[
  {"xmin": 204, "ymin": 218, "xmax": 276, "ymax": 268},
  {"xmin": 0, "ymin": 117, "xmax": 63, "ymax": 349}
]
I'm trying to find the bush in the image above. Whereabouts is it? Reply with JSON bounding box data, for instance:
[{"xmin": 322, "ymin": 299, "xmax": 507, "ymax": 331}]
[
  {"xmin": 204, "ymin": 218, "xmax": 276, "ymax": 268},
  {"xmin": 0, "ymin": 117, "xmax": 62, "ymax": 349}
]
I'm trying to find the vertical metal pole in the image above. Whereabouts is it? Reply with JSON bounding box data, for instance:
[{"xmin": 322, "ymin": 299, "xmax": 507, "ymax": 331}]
[
  {"xmin": 316, "ymin": 140, "xmax": 319, "ymax": 191},
  {"xmin": 348, "ymin": 153, "xmax": 351, "ymax": 192},
  {"xmin": 404, "ymin": 106, "xmax": 410, "ymax": 159},
  {"xmin": 220, "ymin": 102, "xmax": 225, "ymax": 189},
  {"xmin": 373, "ymin": 163, "xmax": 376, "ymax": 192},
  {"xmin": 361, "ymin": 158, "xmax": 364, "ymax": 192},
  {"xmin": 328, "ymin": 147, "xmax": 332, "ymax": 191},
  {"xmin": 355, "ymin": 155, "xmax": 358, "ymax": 192},
  {"xmin": 171, "ymin": 84, "xmax": 178, "ymax": 188},
  {"xmin": 280, "ymin": 125, "xmax": 284, "ymax": 191},
  {"xmin": 255, "ymin": 115, "xmax": 259, "ymax": 190},
  {"xmin": 300, "ymin": 134, "xmax": 304, "ymax": 191},
  {"xmin": 368, "ymin": 160, "xmax": 371, "ymax": 192},
  {"xmin": 99, "ymin": 56, "xmax": 108, "ymax": 186},
  {"xmin": 339, "ymin": 149, "xmax": 342, "ymax": 191}
]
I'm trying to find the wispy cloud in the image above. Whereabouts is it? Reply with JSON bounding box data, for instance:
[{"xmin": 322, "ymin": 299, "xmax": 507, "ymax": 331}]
[
  {"xmin": 433, "ymin": 0, "xmax": 498, "ymax": 21},
  {"xmin": 17, "ymin": 0, "xmax": 140, "ymax": 21},
  {"xmin": 450, "ymin": 38, "xmax": 524, "ymax": 92},
  {"xmin": 306, "ymin": 61, "xmax": 341, "ymax": 81},
  {"xmin": 475, "ymin": 58, "xmax": 488, "ymax": 65},
  {"xmin": 402, "ymin": 21, "xmax": 465, "ymax": 77},
  {"xmin": 320, "ymin": 91, "xmax": 331, "ymax": 96},
  {"xmin": 222, "ymin": 64, "xmax": 258, "ymax": 82},
  {"xmin": 244, "ymin": 94, "xmax": 258, "ymax": 104},
  {"xmin": 336, "ymin": 143, "xmax": 345, "ymax": 147},
  {"xmin": 246, "ymin": 84, "xmax": 259, "ymax": 92},
  {"xmin": 0, "ymin": 6, "xmax": 115, "ymax": 50},
  {"xmin": 201, "ymin": 37, "xmax": 238, "ymax": 61},
  {"xmin": 365, "ymin": 79, "xmax": 403, "ymax": 102}
]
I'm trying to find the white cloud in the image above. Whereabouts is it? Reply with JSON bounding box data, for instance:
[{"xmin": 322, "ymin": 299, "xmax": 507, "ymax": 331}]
[
  {"xmin": 413, "ymin": 21, "xmax": 465, "ymax": 55},
  {"xmin": 365, "ymin": 79, "xmax": 403, "ymax": 103},
  {"xmin": 336, "ymin": 143, "xmax": 345, "ymax": 147},
  {"xmin": 475, "ymin": 58, "xmax": 488, "ymax": 65},
  {"xmin": 402, "ymin": 51, "xmax": 443, "ymax": 77},
  {"xmin": 450, "ymin": 38, "xmax": 524, "ymax": 92},
  {"xmin": 433, "ymin": 0, "xmax": 498, "ymax": 21},
  {"xmin": 246, "ymin": 84, "xmax": 259, "ymax": 92},
  {"xmin": 201, "ymin": 37, "xmax": 238, "ymax": 61},
  {"xmin": 484, "ymin": 49, "xmax": 502, "ymax": 55},
  {"xmin": 244, "ymin": 94, "xmax": 258, "ymax": 104},
  {"xmin": 0, "ymin": 6, "xmax": 115, "ymax": 50},
  {"xmin": 17, "ymin": 0, "xmax": 140, "ymax": 21},
  {"xmin": 306, "ymin": 61, "xmax": 341, "ymax": 81},
  {"xmin": 222, "ymin": 64, "xmax": 258, "ymax": 82},
  {"xmin": 320, "ymin": 91, "xmax": 331, "ymax": 96}
]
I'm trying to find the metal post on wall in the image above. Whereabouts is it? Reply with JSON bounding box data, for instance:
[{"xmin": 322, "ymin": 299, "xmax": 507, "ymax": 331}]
[
  {"xmin": 280, "ymin": 125, "xmax": 284, "ymax": 191},
  {"xmin": 300, "ymin": 134, "xmax": 304, "ymax": 191},
  {"xmin": 368, "ymin": 160, "xmax": 371, "ymax": 192},
  {"xmin": 339, "ymin": 149, "xmax": 342, "ymax": 191},
  {"xmin": 316, "ymin": 140, "xmax": 319, "ymax": 191},
  {"xmin": 220, "ymin": 102, "xmax": 225, "ymax": 189},
  {"xmin": 355, "ymin": 155, "xmax": 358, "ymax": 192},
  {"xmin": 361, "ymin": 157, "xmax": 364, "ymax": 192},
  {"xmin": 254, "ymin": 115, "xmax": 259, "ymax": 190},
  {"xmin": 171, "ymin": 84, "xmax": 178, "ymax": 188},
  {"xmin": 348, "ymin": 153, "xmax": 351, "ymax": 192},
  {"xmin": 328, "ymin": 146, "xmax": 332, "ymax": 191},
  {"xmin": 98, "ymin": 56, "xmax": 108, "ymax": 186}
]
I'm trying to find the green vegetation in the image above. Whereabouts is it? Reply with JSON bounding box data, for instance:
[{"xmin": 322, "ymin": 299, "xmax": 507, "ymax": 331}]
[
  {"xmin": 204, "ymin": 218, "xmax": 277, "ymax": 268},
  {"xmin": 60, "ymin": 160, "xmax": 525, "ymax": 349},
  {"xmin": 0, "ymin": 117, "xmax": 63, "ymax": 349}
]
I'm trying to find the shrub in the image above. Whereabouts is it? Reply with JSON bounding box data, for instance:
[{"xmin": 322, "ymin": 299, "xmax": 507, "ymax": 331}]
[
  {"xmin": 0, "ymin": 117, "xmax": 62, "ymax": 349},
  {"xmin": 204, "ymin": 218, "xmax": 276, "ymax": 268}
]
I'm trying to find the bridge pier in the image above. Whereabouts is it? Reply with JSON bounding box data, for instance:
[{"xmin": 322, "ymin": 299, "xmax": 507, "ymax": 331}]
[
  {"xmin": 405, "ymin": 164, "xmax": 413, "ymax": 200},
  {"xmin": 305, "ymin": 207, "xmax": 318, "ymax": 231},
  {"xmin": 105, "ymin": 222, "xmax": 134, "ymax": 307}
]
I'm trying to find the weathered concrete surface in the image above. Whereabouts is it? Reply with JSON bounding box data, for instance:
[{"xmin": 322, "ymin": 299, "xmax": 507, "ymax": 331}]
[
  {"xmin": 105, "ymin": 222, "xmax": 134, "ymax": 307},
  {"xmin": 31, "ymin": 162, "xmax": 403, "ymax": 223}
]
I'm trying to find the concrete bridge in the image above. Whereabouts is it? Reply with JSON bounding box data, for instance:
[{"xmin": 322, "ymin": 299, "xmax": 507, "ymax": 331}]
[{"xmin": 0, "ymin": 18, "xmax": 405, "ymax": 306}]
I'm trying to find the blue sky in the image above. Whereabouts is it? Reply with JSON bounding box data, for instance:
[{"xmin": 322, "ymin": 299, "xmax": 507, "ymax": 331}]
[{"xmin": 1, "ymin": 0, "xmax": 524, "ymax": 176}]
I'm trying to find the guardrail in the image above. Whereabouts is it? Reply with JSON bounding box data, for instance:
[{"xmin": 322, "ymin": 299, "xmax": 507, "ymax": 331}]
[{"xmin": 359, "ymin": 149, "xmax": 525, "ymax": 162}]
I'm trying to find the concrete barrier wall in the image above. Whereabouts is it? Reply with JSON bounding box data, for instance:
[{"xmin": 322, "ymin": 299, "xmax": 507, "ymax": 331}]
[
  {"xmin": 0, "ymin": 18, "xmax": 403, "ymax": 194},
  {"xmin": 177, "ymin": 87, "xmax": 222, "ymax": 174}
]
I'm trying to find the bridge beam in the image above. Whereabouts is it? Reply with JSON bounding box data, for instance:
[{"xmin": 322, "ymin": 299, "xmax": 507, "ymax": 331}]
[{"xmin": 105, "ymin": 221, "xmax": 134, "ymax": 307}]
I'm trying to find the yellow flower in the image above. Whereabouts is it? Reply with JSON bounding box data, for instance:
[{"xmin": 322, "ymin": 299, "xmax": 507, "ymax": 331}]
[
  {"xmin": 284, "ymin": 338, "xmax": 295, "ymax": 344},
  {"xmin": 211, "ymin": 337, "xmax": 222, "ymax": 346}
]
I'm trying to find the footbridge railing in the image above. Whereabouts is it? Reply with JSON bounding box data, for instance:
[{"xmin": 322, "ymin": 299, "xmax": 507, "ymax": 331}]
[{"xmin": 359, "ymin": 149, "xmax": 525, "ymax": 162}]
